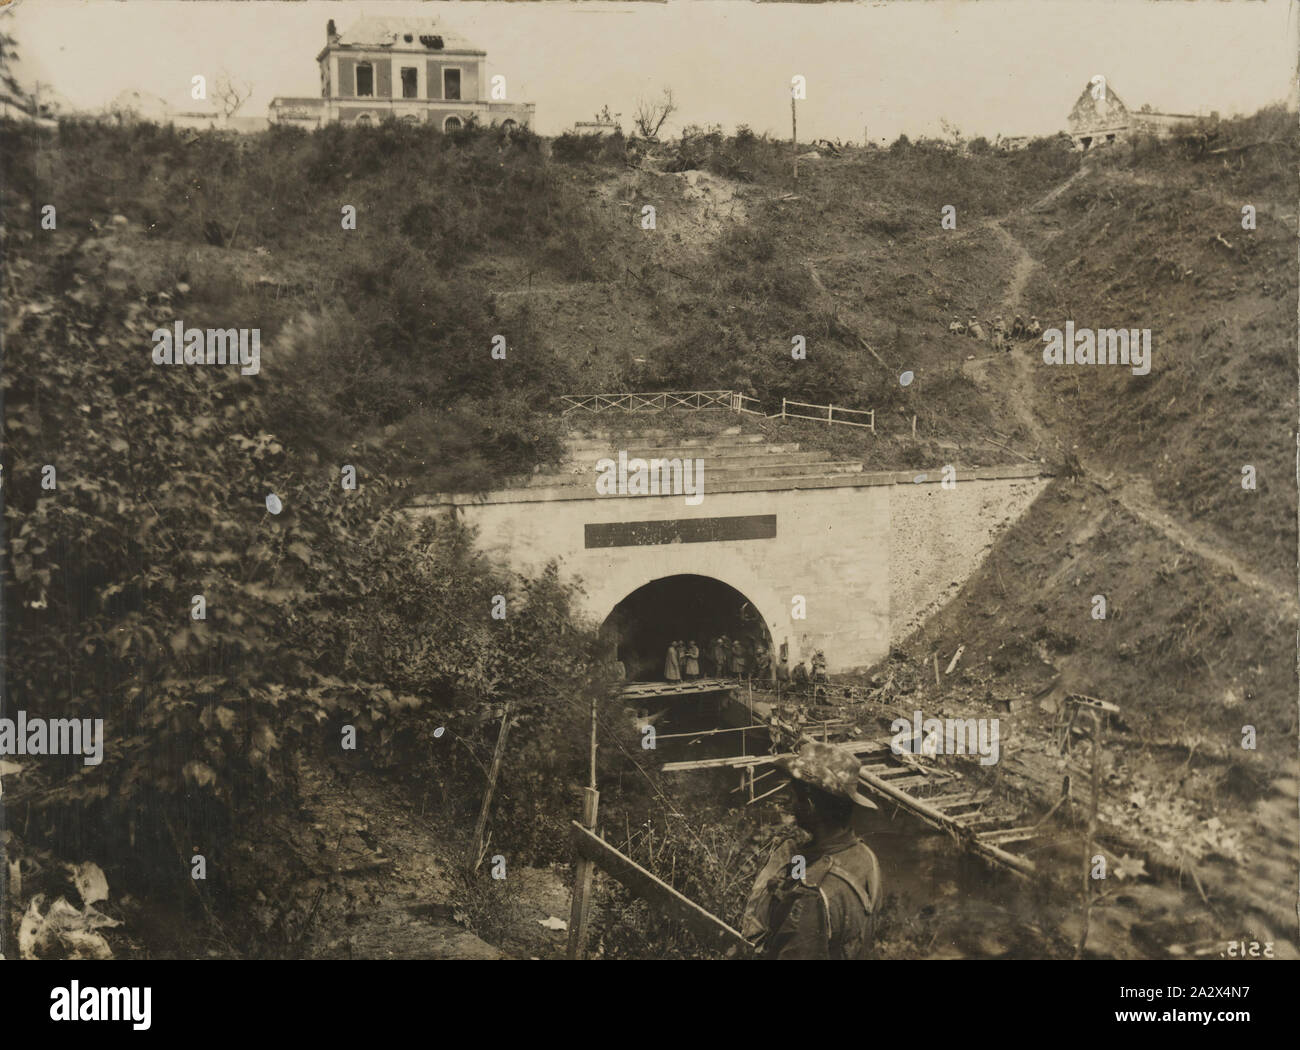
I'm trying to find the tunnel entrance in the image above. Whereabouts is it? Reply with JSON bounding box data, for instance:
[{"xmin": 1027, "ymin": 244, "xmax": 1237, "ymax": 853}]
[{"xmin": 601, "ymin": 574, "xmax": 772, "ymax": 683}]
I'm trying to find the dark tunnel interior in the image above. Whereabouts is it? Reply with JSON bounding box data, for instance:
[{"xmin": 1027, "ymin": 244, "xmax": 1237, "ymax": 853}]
[{"xmin": 601, "ymin": 574, "xmax": 772, "ymax": 682}]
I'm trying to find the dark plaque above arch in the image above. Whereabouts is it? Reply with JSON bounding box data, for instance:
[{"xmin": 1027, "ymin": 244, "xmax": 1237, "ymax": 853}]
[{"xmin": 584, "ymin": 515, "xmax": 777, "ymax": 549}]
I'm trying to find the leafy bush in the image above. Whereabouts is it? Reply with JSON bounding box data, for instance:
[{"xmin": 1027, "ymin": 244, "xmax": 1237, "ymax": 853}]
[{"xmin": 1, "ymin": 219, "xmax": 600, "ymax": 941}]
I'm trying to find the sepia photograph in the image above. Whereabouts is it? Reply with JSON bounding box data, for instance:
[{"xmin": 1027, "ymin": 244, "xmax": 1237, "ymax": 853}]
[{"xmin": 0, "ymin": 0, "xmax": 1296, "ymax": 1003}]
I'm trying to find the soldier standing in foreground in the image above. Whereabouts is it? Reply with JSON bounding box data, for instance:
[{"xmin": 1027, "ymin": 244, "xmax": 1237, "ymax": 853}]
[{"xmin": 747, "ymin": 742, "xmax": 883, "ymax": 959}]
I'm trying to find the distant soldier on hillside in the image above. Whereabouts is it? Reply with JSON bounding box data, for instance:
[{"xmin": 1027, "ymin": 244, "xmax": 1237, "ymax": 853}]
[
  {"xmin": 992, "ymin": 316, "xmax": 1006, "ymax": 351},
  {"xmin": 948, "ymin": 316, "xmax": 966, "ymax": 336},
  {"xmin": 1027, "ymin": 315, "xmax": 1042, "ymax": 339},
  {"xmin": 967, "ymin": 317, "xmax": 986, "ymax": 341},
  {"xmin": 1011, "ymin": 314, "xmax": 1026, "ymax": 339},
  {"xmin": 1063, "ymin": 448, "xmax": 1084, "ymax": 483}
]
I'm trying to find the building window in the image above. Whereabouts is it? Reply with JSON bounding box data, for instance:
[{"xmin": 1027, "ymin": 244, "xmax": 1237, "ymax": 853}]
[
  {"xmin": 356, "ymin": 63, "xmax": 373, "ymax": 97},
  {"xmin": 401, "ymin": 67, "xmax": 418, "ymax": 99},
  {"xmin": 443, "ymin": 69, "xmax": 461, "ymax": 101},
  {"xmin": 443, "ymin": 115, "xmax": 462, "ymax": 132}
]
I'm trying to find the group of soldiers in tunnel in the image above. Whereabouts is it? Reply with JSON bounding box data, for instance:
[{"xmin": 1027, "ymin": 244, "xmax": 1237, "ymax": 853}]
[
  {"xmin": 662, "ymin": 634, "xmax": 759, "ymax": 682},
  {"xmin": 662, "ymin": 635, "xmax": 829, "ymax": 696}
]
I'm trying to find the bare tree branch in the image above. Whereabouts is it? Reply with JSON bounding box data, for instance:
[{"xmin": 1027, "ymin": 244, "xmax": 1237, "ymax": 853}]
[
  {"xmin": 213, "ymin": 72, "xmax": 253, "ymax": 121},
  {"xmin": 633, "ymin": 87, "xmax": 676, "ymax": 141}
]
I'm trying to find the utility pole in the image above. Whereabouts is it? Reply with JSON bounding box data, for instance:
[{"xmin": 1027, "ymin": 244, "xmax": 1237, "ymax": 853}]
[
  {"xmin": 791, "ymin": 96, "xmax": 799, "ymax": 183},
  {"xmin": 30, "ymin": 80, "xmax": 48, "ymax": 119},
  {"xmin": 566, "ymin": 692, "xmax": 600, "ymax": 959}
]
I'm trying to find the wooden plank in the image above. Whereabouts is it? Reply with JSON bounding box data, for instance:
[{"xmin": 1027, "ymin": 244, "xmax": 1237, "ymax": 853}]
[
  {"xmin": 979, "ymin": 827, "xmax": 1038, "ymax": 846},
  {"xmin": 661, "ymin": 752, "xmax": 794, "ymax": 773},
  {"xmin": 469, "ymin": 702, "xmax": 513, "ymax": 872},
  {"xmin": 731, "ymin": 768, "xmax": 777, "ymax": 794},
  {"xmin": 620, "ymin": 678, "xmax": 737, "ymax": 699},
  {"xmin": 811, "ymin": 736, "xmax": 894, "ymax": 755},
  {"xmin": 960, "ymin": 816, "xmax": 1007, "ymax": 831},
  {"xmin": 876, "ymin": 775, "xmax": 934, "ymax": 791},
  {"xmin": 970, "ymin": 836, "xmax": 1037, "ymax": 876},
  {"xmin": 1065, "ymin": 693, "xmax": 1121, "ymax": 714},
  {"xmin": 746, "ymin": 780, "xmax": 790, "ymax": 805},
  {"xmin": 566, "ymin": 788, "xmax": 600, "ymax": 959},
  {"xmin": 654, "ymin": 724, "xmax": 766, "ymax": 741},
  {"xmin": 569, "ymin": 822, "xmax": 755, "ymax": 956},
  {"xmin": 930, "ymin": 792, "xmax": 994, "ymax": 809}
]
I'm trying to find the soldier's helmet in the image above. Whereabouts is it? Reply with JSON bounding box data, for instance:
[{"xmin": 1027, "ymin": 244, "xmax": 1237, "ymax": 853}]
[{"xmin": 777, "ymin": 741, "xmax": 878, "ymax": 809}]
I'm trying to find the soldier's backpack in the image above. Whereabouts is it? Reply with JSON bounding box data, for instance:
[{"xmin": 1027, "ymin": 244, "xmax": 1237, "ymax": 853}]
[{"xmin": 743, "ymin": 842, "xmax": 882, "ymax": 959}]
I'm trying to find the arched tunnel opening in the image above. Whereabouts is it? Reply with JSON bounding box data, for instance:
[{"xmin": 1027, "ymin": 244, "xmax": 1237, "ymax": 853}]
[{"xmin": 601, "ymin": 574, "xmax": 773, "ymax": 683}]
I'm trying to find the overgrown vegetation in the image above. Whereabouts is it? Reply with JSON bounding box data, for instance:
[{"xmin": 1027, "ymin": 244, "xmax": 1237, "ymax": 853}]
[{"xmin": 3, "ymin": 89, "xmax": 1295, "ymax": 958}]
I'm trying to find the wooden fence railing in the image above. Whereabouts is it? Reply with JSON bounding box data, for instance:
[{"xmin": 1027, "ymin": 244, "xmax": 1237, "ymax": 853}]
[{"xmin": 779, "ymin": 399, "xmax": 875, "ymax": 432}]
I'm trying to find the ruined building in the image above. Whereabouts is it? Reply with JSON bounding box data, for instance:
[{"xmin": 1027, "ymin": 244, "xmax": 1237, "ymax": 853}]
[
  {"xmin": 268, "ymin": 17, "xmax": 534, "ymax": 131},
  {"xmin": 1067, "ymin": 78, "xmax": 1212, "ymax": 150}
]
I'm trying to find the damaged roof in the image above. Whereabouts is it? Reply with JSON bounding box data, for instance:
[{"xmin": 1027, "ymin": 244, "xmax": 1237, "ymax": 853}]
[{"xmin": 332, "ymin": 17, "xmax": 483, "ymax": 55}]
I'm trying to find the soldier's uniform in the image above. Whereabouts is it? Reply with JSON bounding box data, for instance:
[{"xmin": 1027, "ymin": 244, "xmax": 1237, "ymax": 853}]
[
  {"xmin": 948, "ymin": 317, "xmax": 966, "ymax": 336},
  {"xmin": 758, "ymin": 831, "xmax": 882, "ymax": 959},
  {"xmin": 746, "ymin": 742, "xmax": 883, "ymax": 960},
  {"xmin": 1011, "ymin": 315, "xmax": 1026, "ymax": 339},
  {"xmin": 1027, "ymin": 316, "xmax": 1042, "ymax": 338},
  {"xmin": 968, "ymin": 318, "xmax": 986, "ymax": 341}
]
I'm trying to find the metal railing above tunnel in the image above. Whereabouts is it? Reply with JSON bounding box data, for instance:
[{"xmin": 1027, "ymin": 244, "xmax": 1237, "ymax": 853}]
[
  {"xmin": 559, "ymin": 390, "xmax": 737, "ymax": 413},
  {"xmin": 557, "ymin": 390, "xmax": 873, "ymax": 432}
]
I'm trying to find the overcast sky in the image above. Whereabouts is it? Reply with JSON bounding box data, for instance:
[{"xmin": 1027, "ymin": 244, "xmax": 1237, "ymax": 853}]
[{"xmin": 6, "ymin": 1, "xmax": 1297, "ymax": 141}]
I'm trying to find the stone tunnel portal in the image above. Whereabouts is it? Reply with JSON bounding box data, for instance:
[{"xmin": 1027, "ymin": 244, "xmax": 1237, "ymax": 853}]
[{"xmin": 601, "ymin": 574, "xmax": 773, "ymax": 683}]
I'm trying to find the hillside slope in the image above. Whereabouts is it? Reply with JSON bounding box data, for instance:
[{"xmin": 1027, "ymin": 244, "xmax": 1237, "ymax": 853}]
[{"xmin": 4, "ymin": 111, "xmax": 1294, "ymax": 959}]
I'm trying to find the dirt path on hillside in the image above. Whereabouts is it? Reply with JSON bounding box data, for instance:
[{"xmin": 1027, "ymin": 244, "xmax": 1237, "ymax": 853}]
[
  {"xmin": 1030, "ymin": 164, "xmax": 1091, "ymax": 212},
  {"xmin": 993, "ymin": 222, "xmax": 1037, "ymax": 312},
  {"xmin": 965, "ymin": 177, "xmax": 1297, "ymax": 615},
  {"xmin": 1093, "ymin": 469, "xmax": 1297, "ymax": 615}
]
